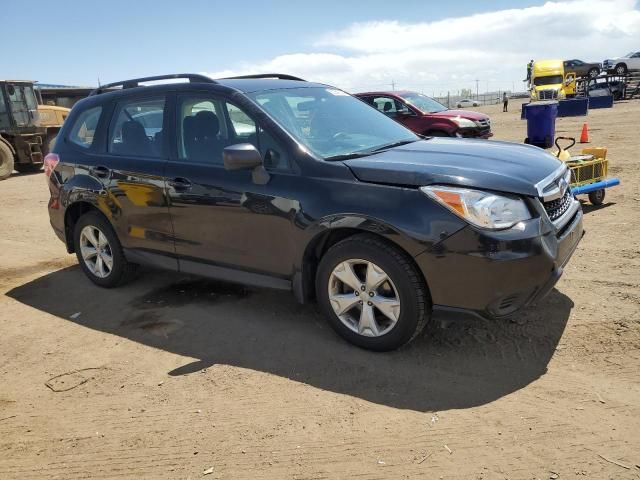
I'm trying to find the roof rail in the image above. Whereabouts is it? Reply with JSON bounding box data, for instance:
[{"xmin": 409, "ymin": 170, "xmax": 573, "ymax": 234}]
[
  {"xmin": 220, "ymin": 73, "xmax": 306, "ymax": 81},
  {"xmin": 89, "ymin": 73, "xmax": 216, "ymax": 96}
]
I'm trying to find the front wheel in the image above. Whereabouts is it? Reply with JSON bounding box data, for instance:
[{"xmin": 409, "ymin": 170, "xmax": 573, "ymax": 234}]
[
  {"xmin": 0, "ymin": 141, "xmax": 14, "ymax": 180},
  {"xmin": 73, "ymin": 211, "xmax": 137, "ymax": 287},
  {"xmin": 316, "ymin": 234, "xmax": 429, "ymax": 351},
  {"xmin": 426, "ymin": 130, "xmax": 451, "ymax": 137},
  {"xmin": 588, "ymin": 67, "xmax": 599, "ymax": 78},
  {"xmin": 615, "ymin": 64, "xmax": 627, "ymax": 75}
]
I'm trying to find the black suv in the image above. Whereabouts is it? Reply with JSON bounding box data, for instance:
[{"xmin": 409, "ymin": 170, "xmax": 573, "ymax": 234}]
[{"xmin": 46, "ymin": 73, "xmax": 584, "ymax": 351}]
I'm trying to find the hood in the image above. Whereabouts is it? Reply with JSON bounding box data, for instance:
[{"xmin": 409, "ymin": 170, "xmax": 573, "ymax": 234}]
[
  {"xmin": 430, "ymin": 109, "xmax": 488, "ymax": 121},
  {"xmin": 343, "ymin": 138, "xmax": 564, "ymax": 197}
]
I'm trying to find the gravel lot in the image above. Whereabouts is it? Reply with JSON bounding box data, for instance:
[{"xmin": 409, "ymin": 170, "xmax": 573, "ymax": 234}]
[{"xmin": 1, "ymin": 99, "xmax": 639, "ymax": 479}]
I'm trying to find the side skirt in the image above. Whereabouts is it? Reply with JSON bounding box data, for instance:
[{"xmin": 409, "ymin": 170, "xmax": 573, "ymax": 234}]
[{"xmin": 123, "ymin": 248, "xmax": 292, "ymax": 291}]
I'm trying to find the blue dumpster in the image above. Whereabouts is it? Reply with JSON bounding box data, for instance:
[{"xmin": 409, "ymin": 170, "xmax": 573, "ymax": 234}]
[
  {"xmin": 557, "ymin": 97, "xmax": 588, "ymax": 117},
  {"xmin": 588, "ymin": 95, "xmax": 614, "ymax": 109},
  {"xmin": 524, "ymin": 101, "xmax": 558, "ymax": 149}
]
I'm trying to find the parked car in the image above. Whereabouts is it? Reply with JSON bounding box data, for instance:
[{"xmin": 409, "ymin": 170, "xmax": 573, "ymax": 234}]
[
  {"xmin": 563, "ymin": 59, "xmax": 600, "ymax": 79},
  {"xmin": 603, "ymin": 51, "xmax": 640, "ymax": 74},
  {"xmin": 456, "ymin": 98, "xmax": 479, "ymax": 107},
  {"xmin": 588, "ymin": 78, "xmax": 625, "ymax": 100},
  {"xmin": 46, "ymin": 73, "xmax": 583, "ymax": 351},
  {"xmin": 356, "ymin": 91, "xmax": 491, "ymax": 138}
]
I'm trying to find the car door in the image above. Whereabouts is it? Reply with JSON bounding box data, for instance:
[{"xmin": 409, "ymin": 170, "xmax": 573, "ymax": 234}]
[
  {"xmin": 368, "ymin": 95, "xmax": 413, "ymax": 129},
  {"xmin": 630, "ymin": 52, "xmax": 640, "ymax": 70},
  {"xmin": 98, "ymin": 94, "xmax": 176, "ymax": 267},
  {"xmin": 165, "ymin": 92, "xmax": 299, "ymax": 279},
  {"xmin": 566, "ymin": 59, "xmax": 582, "ymax": 77}
]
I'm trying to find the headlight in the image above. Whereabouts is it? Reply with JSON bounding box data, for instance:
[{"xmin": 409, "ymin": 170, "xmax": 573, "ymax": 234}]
[
  {"xmin": 450, "ymin": 116, "xmax": 477, "ymax": 128},
  {"xmin": 420, "ymin": 185, "xmax": 531, "ymax": 229}
]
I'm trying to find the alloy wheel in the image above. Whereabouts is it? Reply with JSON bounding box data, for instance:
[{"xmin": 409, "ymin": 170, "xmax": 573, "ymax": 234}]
[
  {"xmin": 79, "ymin": 225, "xmax": 113, "ymax": 278},
  {"xmin": 327, "ymin": 259, "xmax": 401, "ymax": 337}
]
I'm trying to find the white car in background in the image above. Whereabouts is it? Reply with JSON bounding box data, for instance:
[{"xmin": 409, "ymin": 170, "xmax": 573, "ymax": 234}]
[
  {"xmin": 456, "ymin": 98, "xmax": 479, "ymax": 108},
  {"xmin": 603, "ymin": 51, "xmax": 640, "ymax": 75}
]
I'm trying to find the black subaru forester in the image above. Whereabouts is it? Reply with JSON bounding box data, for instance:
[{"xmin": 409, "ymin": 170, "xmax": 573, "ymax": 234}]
[{"xmin": 46, "ymin": 73, "xmax": 583, "ymax": 351}]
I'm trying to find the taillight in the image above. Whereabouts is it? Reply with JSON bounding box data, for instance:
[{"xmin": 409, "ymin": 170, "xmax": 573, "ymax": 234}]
[{"xmin": 44, "ymin": 153, "xmax": 59, "ymax": 178}]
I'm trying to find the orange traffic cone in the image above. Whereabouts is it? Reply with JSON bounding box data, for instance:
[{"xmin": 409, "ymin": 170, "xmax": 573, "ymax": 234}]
[{"xmin": 579, "ymin": 123, "xmax": 589, "ymax": 143}]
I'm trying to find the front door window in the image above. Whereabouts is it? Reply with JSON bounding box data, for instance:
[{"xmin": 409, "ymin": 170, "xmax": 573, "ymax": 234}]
[{"xmin": 0, "ymin": 89, "xmax": 10, "ymax": 130}]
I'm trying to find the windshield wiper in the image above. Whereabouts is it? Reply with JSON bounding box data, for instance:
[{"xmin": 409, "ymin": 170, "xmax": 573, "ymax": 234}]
[
  {"xmin": 370, "ymin": 139, "xmax": 419, "ymax": 152},
  {"xmin": 324, "ymin": 152, "xmax": 374, "ymax": 161}
]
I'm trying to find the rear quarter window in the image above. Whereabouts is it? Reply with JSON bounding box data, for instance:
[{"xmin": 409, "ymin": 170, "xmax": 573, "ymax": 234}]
[{"xmin": 67, "ymin": 106, "xmax": 102, "ymax": 148}]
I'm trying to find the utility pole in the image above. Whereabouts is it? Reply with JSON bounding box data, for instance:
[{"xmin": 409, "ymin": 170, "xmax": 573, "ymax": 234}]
[
  {"xmin": 391, "ymin": 79, "xmax": 395, "ymax": 91},
  {"xmin": 475, "ymin": 79, "xmax": 479, "ymax": 100}
]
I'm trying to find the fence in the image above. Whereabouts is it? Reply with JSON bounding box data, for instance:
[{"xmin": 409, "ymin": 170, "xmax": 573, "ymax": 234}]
[{"xmin": 432, "ymin": 91, "xmax": 529, "ymax": 108}]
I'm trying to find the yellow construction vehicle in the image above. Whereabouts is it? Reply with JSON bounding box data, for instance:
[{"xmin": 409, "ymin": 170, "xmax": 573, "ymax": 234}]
[{"xmin": 0, "ymin": 80, "xmax": 70, "ymax": 180}]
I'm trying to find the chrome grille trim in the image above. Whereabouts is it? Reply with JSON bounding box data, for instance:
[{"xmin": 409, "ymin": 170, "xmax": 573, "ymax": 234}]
[
  {"xmin": 538, "ymin": 89, "xmax": 559, "ymax": 100},
  {"xmin": 551, "ymin": 197, "xmax": 580, "ymax": 230},
  {"xmin": 535, "ymin": 164, "xmax": 571, "ymax": 201}
]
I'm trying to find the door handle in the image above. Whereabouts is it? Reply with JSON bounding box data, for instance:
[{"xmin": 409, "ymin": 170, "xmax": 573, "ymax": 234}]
[
  {"xmin": 169, "ymin": 177, "xmax": 192, "ymax": 191},
  {"xmin": 91, "ymin": 165, "xmax": 110, "ymax": 178}
]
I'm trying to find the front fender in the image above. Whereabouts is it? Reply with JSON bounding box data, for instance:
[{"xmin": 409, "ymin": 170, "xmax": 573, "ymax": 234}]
[{"xmin": 305, "ymin": 213, "xmax": 426, "ymax": 259}]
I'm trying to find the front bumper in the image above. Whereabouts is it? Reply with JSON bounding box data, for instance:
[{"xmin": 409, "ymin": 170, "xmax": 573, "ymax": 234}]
[
  {"xmin": 415, "ymin": 205, "xmax": 583, "ymax": 318},
  {"xmin": 457, "ymin": 126, "xmax": 493, "ymax": 139}
]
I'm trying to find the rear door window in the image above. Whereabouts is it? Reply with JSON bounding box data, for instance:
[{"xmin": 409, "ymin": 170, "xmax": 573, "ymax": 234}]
[
  {"xmin": 108, "ymin": 97, "xmax": 165, "ymax": 158},
  {"xmin": 68, "ymin": 106, "xmax": 103, "ymax": 148}
]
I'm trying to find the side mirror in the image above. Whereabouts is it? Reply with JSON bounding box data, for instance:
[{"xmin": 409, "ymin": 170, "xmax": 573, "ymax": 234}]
[
  {"xmin": 223, "ymin": 143, "xmax": 262, "ymax": 171},
  {"xmin": 223, "ymin": 143, "xmax": 270, "ymax": 185}
]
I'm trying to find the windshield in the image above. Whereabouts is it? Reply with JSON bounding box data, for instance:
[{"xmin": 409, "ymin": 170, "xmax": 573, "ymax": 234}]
[
  {"xmin": 248, "ymin": 87, "xmax": 419, "ymax": 159},
  {"xmin": 398, "ymin": 92, "xmax": 447, "ymax": 113},
  {"xmin": 533, "ymin": 75, "xmax": 563, "ymax": 86}
]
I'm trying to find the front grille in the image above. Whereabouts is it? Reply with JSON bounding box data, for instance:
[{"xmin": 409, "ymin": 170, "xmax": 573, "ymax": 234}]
[
  {"xmin": 538, "ymin": 89, "xmax": 558, "ymax": 100},
  {"xmin": 543, "ymin": 190, "xmax": 572, "ymax": 221},
  {"xmin": 477, "ymin": 119, "xmax": 490, "ymax": 127}
]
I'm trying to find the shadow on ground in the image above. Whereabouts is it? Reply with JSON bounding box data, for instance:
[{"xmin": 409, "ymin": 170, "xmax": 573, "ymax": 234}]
[
  {"xmin": 581, "ymin": 201, "xmax": 616, "ymax": 214},
  {"xmin": 7, "ymin": 266, "xmax": 573, "ymax": 412}
]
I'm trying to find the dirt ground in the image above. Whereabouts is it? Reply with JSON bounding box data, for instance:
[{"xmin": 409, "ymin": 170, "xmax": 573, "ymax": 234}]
[{"xmin": 1, "ymin": 99, "xmax": 639, "ymax": 480}]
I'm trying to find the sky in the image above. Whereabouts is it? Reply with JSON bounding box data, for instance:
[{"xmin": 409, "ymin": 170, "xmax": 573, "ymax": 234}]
[{"xmin": 3, "ymin": 0, "xmax": 639, "ymax": 95}]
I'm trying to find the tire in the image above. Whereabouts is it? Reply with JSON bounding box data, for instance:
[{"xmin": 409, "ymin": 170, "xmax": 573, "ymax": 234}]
[
  {"xmin": 426, "ymin": 130, "xmax": 451, "ymax": 137},
  {"xmin": 0, "ymin": 141, "xmax": 14, "ymax": 180},
  {"xmin": 615, "ymin": 64, "xmax": 627, "ymax": 75},
  {"xmin": 588, "ymin": 67, "xmax": 599, "ymax": 79},
  {"xmin": 588, "ymin": 189, "xmax": 605, "ymax": 206},
  {"xmin": 14, "ymin": 163, "xmax": 43, "ymax": 173},
  {"xmin": 316, "ymin": 234, "xmax": 429, "ymax": 351},
  {"xmin": 73, "ymin": 211, "xmax": 138, "ymax": 288},
  {"xmin": 456, "ymin": 104, "xmax": 462, "ymax": 108}
]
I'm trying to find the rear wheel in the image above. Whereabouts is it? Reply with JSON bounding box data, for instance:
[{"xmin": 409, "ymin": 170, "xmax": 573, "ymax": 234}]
[
  {"xmin": 615, "ymin": 64, "xmax": 627, "ymax": 75},
  {"xmin": 73, "ymin": 211, "xmax": 137, "ymax": 287},
  {"xmin": 0, "ymin": 141, "xmax": 14, "ymax": 180},
  {"xmin": 588, "ymin": 189, "xmax": 605, "ymax": 206},
  {"xmin": 588, "ymin": 67, "xmax": 599, "ymax": 79},
  {"xmin": 316, "ymin": 234, "xmax": 429, "ymax": 351}
]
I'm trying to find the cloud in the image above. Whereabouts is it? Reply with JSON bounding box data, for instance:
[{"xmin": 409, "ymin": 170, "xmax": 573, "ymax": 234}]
[{"xmin": 207, "ymin": 0, "xmax": 640, "ymax": 94}]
